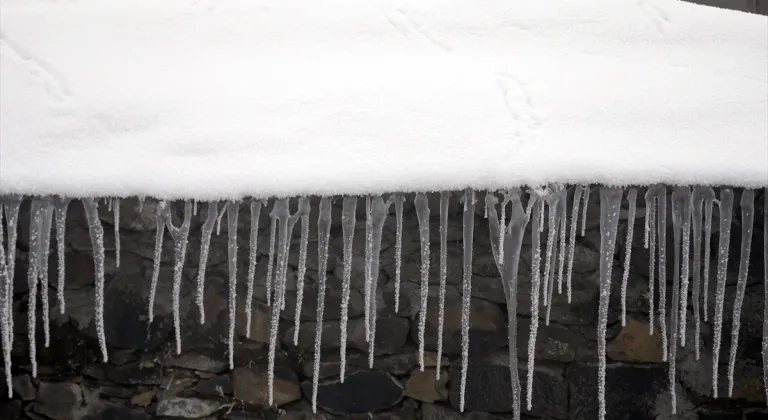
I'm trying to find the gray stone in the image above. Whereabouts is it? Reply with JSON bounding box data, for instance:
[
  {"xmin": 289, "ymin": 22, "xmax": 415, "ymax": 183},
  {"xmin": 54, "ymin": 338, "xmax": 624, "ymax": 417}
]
[
  {"xmin": 107, "ymin": 362, "xmax": 165, "ymax": 386},
  {"xmin": 12, "ymin": 374, "xmax": 36, "ymax": 401},
  {"xmin": 194, "ymin": 374, "xmax": 232, "ymax": 396},
  {"xmin": 34, "ymin": 382, "xmax": 83, "ymax": 420},
  {"xmin": 300, "ymin": 370, "xmax": 403, "ymax": 414},
  {"xmin": 50, "ymin": 287, "xmax": 95, "ymax": 330},
  {"xmin": 517, "ymin": 318, "xmax": 596, "ymax": 363},
  {"xmin": 404, "ymin": 368, "xmax": 448, "ymax": 403},
  {"xmin": 156, "ymin": 397, "xmax": 220, "ymax": 418},
  {"xmin": 467, "ymin": 276, "xmax": 507, "ymax": 304},
  {"xmin": 232, "ymin": 365, "xmax": 300, "ymax": 407},
  {"xmin": 280, "ymin": 277, "xmax": 365, "ymax": 321},
  {"xmin": 0, "ymin": 400, "xmax": 22, "ymax": 420},
  {"xmin": 381, "ymin": 280, "xmax": 423, "ymax": 317},
  {"xmin": 83, "ymin": 405, "xmax": 150, "ymax": 420},
  {"xmin": 164, "ymin": 353, "xmax": 227, "ymax": 374},
  {"xmin": 286, "ymin": 315, "xmax": 408, "ymax": 355}
]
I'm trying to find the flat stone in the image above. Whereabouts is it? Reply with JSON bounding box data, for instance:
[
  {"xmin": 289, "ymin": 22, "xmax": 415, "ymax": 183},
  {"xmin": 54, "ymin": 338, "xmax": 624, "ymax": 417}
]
[
  {"xmin": 97, "ymin": 386, "xmax": 134, "ymax": 399},
  {"xmin": 130, "ymin": 390, "xmax": 154, "ymax": 407},
  {"xmin": 164, "ymin": 353, "xmax": 227, "ymax": 374},
  {"xmin": 107, "ymin": 362, "xmax": 164, "ymax": 386},
  {"xmin": 194, "ymin": 374, "xmax": 232, "ymax": 396},
  {"xmin": 34, "ymin": 382, "xmax": 83, "ymax": 420},
  {"xmin": 381, "ymin": 280, "xmax": 423, "ymax": 318},
  {"xmin": 156, "ymin": 397, "xmax": 220, "ymax": 418},
  {"xmin": 235, "ymin": 296, "xmax": 272, "ymax": 344},
  {"xmin": 467, "ymin": 276, "xmax": 507, "ymax": 305},
  {"xmin": 517, "ymin": 319, "xmax": 596, "ymax": 363},
  {"xmin": 232, "ymin": 365, "xmax": 300, "ymax": 408},
  {"xmin": 83, "ymin": 405, "xmax": 150, "ymax": 420},
  {"xmin": 12, "ymin": 374, "xmax": 36, "ymax": 400},
  {"xmin": 404, "ymin": 368, "xmax": 448, "ymax": 403},
  {"xmin": 607, "ymin": 317, "xmax": 663, "ymax": 363},
  {"xmin": 300, "ymin": 370, "xmax": 403, "ymax": 414},
  {"xmin": 280, "ymin": 278, "xmax": 365, "ymax": 322},
  {"xmin": 286, "ymin": 315, "xmax": 408, "ymax": 356},
  {"xmin": 50, "ymin": 287, "xmax": 95, "ymax": 331}
]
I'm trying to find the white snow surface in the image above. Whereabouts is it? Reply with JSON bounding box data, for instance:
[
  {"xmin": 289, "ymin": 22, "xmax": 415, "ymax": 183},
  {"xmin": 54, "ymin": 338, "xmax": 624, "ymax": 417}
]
[{"xmin": 1, "ymin": 0, "xmax": 766, "ymax": 199}]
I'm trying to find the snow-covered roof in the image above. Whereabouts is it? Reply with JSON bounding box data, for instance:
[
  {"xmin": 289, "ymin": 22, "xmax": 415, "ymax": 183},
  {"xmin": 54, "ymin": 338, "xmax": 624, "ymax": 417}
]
[{"xmin": 1, "ymin": 0, "xmax": 766, "ymax": 199}]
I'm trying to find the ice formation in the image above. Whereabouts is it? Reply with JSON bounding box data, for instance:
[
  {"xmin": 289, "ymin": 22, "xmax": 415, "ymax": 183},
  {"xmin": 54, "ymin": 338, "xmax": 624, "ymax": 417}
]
[
  {"xmin": 196, "ymin": 202, "xmax": 218, "ymax": 325},
  {"xmin": 414, "ymin": 193, "xmax": 431, "ymax": 371},
  {"xmin": 81, "ymin": 199, "xmax": 108, "ymax": 364},
  {"xmin": 226, "ymin": 202, "xmax": 239, "ymax": 369},
  {"xmin": 712, "ymin": 189, "xmax": 734, "ymax": 397},
  {"xmin": 436, "ymin": 192, "xmax": 450, "ymax": 379},
  {"xmin": 292, "ymin": 198, "xmax": 311, "ymax": 345},
  {"xmin": 366, "ymin": 196, "xmax": 393, "ymax": 367},
  {"xmin": 526, "ymin": 197, "xmax": 543, "ymax": 410},
  {"xmin": 691, "ymin": 187, "xmax": 715, "ymax": 360},
  {"xmin": 311, "ymin": 197, "xmax": 332, "ymax": 413},
  {"xmin": 54, "ymin": 198, "xmax": 71, "ymax": 315},
  {"xmin": 620, "ymin": 188, "xmax": 637, "ymax": 326},
  {"xmin": 245, "ymin": 200, "xmax": 263, "ymax": 338},
  {"xmin": 459, "ymin": 188, "xmax": 476, "ymax": 413},
  {"xmin": 339, "ymin": 196, "xmax": 357, "ymax": 382},
  {"xmin": 161, "ymin": 201, "xmax": 193, "ymax": 356},
  {"xmin": 392, "ymin": 194, "xmax": 405, "ymax": 313}
]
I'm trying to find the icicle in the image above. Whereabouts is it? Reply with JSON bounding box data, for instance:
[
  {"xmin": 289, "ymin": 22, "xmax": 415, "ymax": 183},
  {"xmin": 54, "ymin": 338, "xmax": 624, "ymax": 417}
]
[
  {"xmin": 367, "ymin": 196, "xmax": 394, "ymax": 367},
  {"xmin": 668, "ymin": 187, "xmax": 691, "ymax": 414},
  {"xmin": 138, "ymin": 196, "xmax": 144, "ymax": 213},
  {"xmin": 339, "ymin": 196, "xmax": 357, "ymax": 382},
  {"xmin": 702, "ymin": 190, "xmax": 715, "ymax": 322},
  {"xmin": 311, "ymin": 198, "xmax": 332, "ymax": 413},
  {"xmin": 160, "ymin": 201, "xmax": 193, "ymax": 355},
  {"xmin": 691, "ymin": 188, "xmax": 708, "ymax": 360},
  {"xmin": 197, "ymin": 202, "xmax": 218, "ymax": 325},
  {"xmin": 565, "ymin": 186, "xmax": 583, "ymax": 304},
  {"xmin": 556, "ymin": 193, "xmax": 567, "ymax": 295},
  {"xmin": 580, "ymin": 185, "xmax": 590, "ymax": 236},
  {"xmin": 762, "ymin": 189, "xmax": 767, "ymax": 405},
  {"xmin": 26, "ymin": 200, "xmax": 44, "ymax": 377},
  {"xmin": 414, "ymin": 193, "xmax": 431, "ymax": 371},
  {"xmin": 393, "ymin": 194, "xmax": 405, "ymax": 313},
  {"xmin": 620, "ymin": 189, "xmax": 638, "ymax": 327},
  {"xmin": 225, "ymin": 202, "xmax": 239, "ymax": 368},
  {"xmin": 107, "ymin": 198, "xmax": 112, "ymax": 212},
  {"xmin": 726, "ymin": 190, "xmax": 754, "ymax": 397},
  {"xmin": 526, "ymin": 198, "xmax": 543, "ymax": 410},
  {"xmin": 193, "ymin": 199, "xmax": 198, "ymax": 216},
  {"xmin": 2, "ymin": 198, "xmax": 20, "ymax": 351},
  {"xmin": 245, "ymin": 200, "xmax": 262, "ymax": 337},
  {"xmin": 0, "ymin": 204, "xmax": 11, "ymax": 396},
  {"xmin": 499, "ymin": 192, "xmax": 508, "ymax": 262},
  {"xmin": 215, "ymin": 205, "xmax": 226, "ymax": 236},
  {"xmin": 113, "ymin": 198, "xmax": 121, "ymax": 268},
  {"xmin": 541, "ymin": 196, "xmax": 555, "ymax": 307},
  {"xmin": 657, "ymin": 188, "xmax": 669, "ymax": 361},
  {"xmin": 543, "ymin": 189, "xmax": 564, "ymax": 325},
  {"xmin": 644, "ymin": 191, "xmax": 650, "ymax": 250},
  {"xmin": 148, "ymin": 202, "xmax": 166, "ymax": 324},
  {"xmin": 539, "ymin": 197, "xmax": 545, "ymax": 233},
  {"xmin": 38, "ymin": 201, "xmax": 54, "ymax": 349},
  {"xmin": 265, "ymin": 210, "xmax": 277, "ymax": 306},
  {"xmin": 54, "ymin": 199, "xmax": 71, "ymax": 314},
  {"xmin": 597, "ymin": 187, "xmax": 622, "ymax": 420},
  {"xmin": 436, "ymin": 191, "xmax": 450, "ymax": 379},
  {"xmin": 486, "ymin": 189, "xmax": 529, "ymax": 420},
  {"xmin": 458, "ymin": 188, "xmax": 475, "ymax": 413},
  {"xmin": 82, "ymin": 198, "xmax": 108, "ymax": 363},
  {"xmin": 679, "ymin": 188, "xmax": 692, "ymax": 348},
  {"xmin": 711, "ymin": 188, "xmax": 733, "ymax": 397},
  {"xmin": 644, "ymin": 187, "xmax": 663, "ymax": 336},
  {"xmin": 363, "ymin": 195, "xmax": 373, "ymax": 341},
  {"xmin": 293, "ymin": 198, "xmax": 311, "ymax": 345}
]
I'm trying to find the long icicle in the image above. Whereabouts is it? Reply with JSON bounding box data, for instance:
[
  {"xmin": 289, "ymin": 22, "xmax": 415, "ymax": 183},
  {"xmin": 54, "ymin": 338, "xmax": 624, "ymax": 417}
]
[
  {"xmin": 565, "ymin": 186, "xmax": 583, "ymax": 303},
  {"xmin": 245, "ymin": 200, "xmax": 262, "ymax": 337},
  {"xmin": 113, "ymin": 198, "xmax": 121, "ymax": 268},
  {"xmin": 762, "ymin": 189, "xmax": 767, "ymax": 405},
  {"xmin": 541, "ymin": 193, "xmax": 556, "ymax": 309},
  {"xmin": 544, "ymin": 189, "xmax": 565, "ymax": 325},
  {"xmin": 226, "ymin": 202, "xmax": 239, "ymax": 368},
  {"xmin": 580, "ymin": 185, "xmax": 590, "ymax": 237},
  {"xmin": 265, "ymin": 209, "xmax": 276, "ymax": 306},
  {"xmin": 679, "ymin": 187, "xmax": 693, "ymax": 348},
  {"xmin": 339, "ymin": 196, "xmax": 357, "ymax": 382},
  {"xmin": 436, "ymin": 191, "xmax": 450, "ymax": 379},
  {"xmin": 54, "ymin": 198, "xmax": 71, "ymax": 314},
  {"xmin": 644, "ymin": 187, "xmax": 661, "ymax": 336},
  {"xmin": 0, "ymin": 202, "xmax": 8, "ymax": 396},
  {"xmin": 148, "ymin": 202, "xmax": 166, "ymax": 325},
  {"xmin": 458, "ymin": 188, "xmax": 475, "ymax": 413},
  {"xmin": 669, "ymin": 187, "xmax": 691, "ymax": 414},
  {"xmin": 556, "ymin": 190, "xmax": 568, "ymax": 295},
  {"xmin": 367, "ymin": 196, "xmax": 393, "ymax": 367},
  {"xmin": 702, "ymin": 189, "xmax": 715, "ymax": 322},
  {"xmin": 620, "ymin": 188, "xmax": 637, "ymax": 326},
  {"xmin": 392, "ymin": 194, "xmax": 405, "ymax": 313},
  {"xmin": 293, "ymin": 198, "xmax": 311, "ymax": 345},
  {"xmin": 364, "ymin": 195, "xmax": 373, "ymax": 341},
  {"xmin": 3, "ymin": 198, "xmax": 21, "ymax": 352},
  {"xmin": 27, "ymin": 200, "xmax": 44, "ymax": 377},
  {"xmin": 691, "ymin": 188, "xmax": 706, "ymax": 360},
  {"xmin": 161, "ymin": 200, "xmax": 193, "ymax": 355},
  {"xmin": 597, "ymin": 187, "xmax": 623, "ymax": 420},
  {"xmin": 712, "ymin": 188, "xmax": 734, "ymax": 397},
  {"xmin": 82, "ymin": 198, "xmax": 108, "ymax": 363},
  {"xmin": 197, "ymin": 202, "xmax": 218, "ymax": 325},
  {"xmin": 727, "ymin": 190, "xmax": 755, "ymax": 397},
  {"xmin": 414, "ymin": 193, "xmax": 431, "ymax": 371},
  {"xmin": 526, "ymin": 196, "xmax": 543, "ymax": 410},
  {"xmin": 38, "ymin": 200, "xmax": 54, "ymax": 348},
  {"xmin": 311, "ymin": 197, "xmax": 332, "ymax": 413},
  {"xmin": 657, "ymin": 188, "xmax": 669, "ymax": 361}
]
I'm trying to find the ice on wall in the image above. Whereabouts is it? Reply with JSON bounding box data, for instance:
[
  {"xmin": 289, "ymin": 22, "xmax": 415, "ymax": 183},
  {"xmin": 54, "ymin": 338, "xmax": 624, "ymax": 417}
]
[
  {"xmin": 712, "ymin": 188, "xmax": 734, "ymax": 397},
  {"xmin": 196, "ymin": 202, "xmax": 219, "ymax": 325},
  {"xmin": 414, "ymin": 193, "xmax": 431, "ymax": 371},
  {"xmin": 459, "ymin": 188, "xmax": 476, "ymax": 413},
  {"xmin": 311, "ymin": 197, "xmax": 332, "ymax": 413}
]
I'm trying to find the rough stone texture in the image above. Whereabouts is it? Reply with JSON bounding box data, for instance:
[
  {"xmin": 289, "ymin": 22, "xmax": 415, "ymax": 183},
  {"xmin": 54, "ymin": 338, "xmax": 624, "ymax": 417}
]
[
  {"xmin": 404, "ymin": 368, "xmax": 448, "ymax": 403},
  {"xmin": 34, "ymin": 382, "xmax": 83, "ymax": 420},
  {"xmin": 232, "ymin": 365, "xmax": 301, "ymax": 407},
  {"xmin": 156, "ymin": 397, "xmax": 220, "ymax": 418},
  {"xmin": 300, "ymin": 370, "xmax": 403, "ymax": 414}
]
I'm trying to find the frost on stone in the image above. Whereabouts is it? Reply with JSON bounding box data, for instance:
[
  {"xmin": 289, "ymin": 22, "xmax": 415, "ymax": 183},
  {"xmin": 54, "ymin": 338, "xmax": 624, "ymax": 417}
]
[
  {"xmin": 339, "ymin": 196, "xmax": 357, "ymax": 382},
  {"xmin": 311, "ymin": 197, "xmax": 332, "ymax": 413},
  {"xmin": 265, "ymin": 210, "xmax": 277, "ymax": 306},
  {"xmin": 366, "ymin": 196, "xmax": 393, "ymax": 368},
  {"xmin": 196, "ymin": 202, "xmax": 218, "ymax": 325},
  {"xmin": 566, "ymin": 186, "xmax": 583, "ymax": 304},
  {"xmin": 225, "ymin": 202, "xmax": 239, "ymax": 369},
  {"xmin": 727, "ymin": 190, "xmax": 755, "ymax": 397},
  {"xmin": 762, "ymin": 188, "xmax": 768, "ymax": 406},
  {"xmin": 160, "ymin": 200, "xmax": 193, "ymax": 356},
  {"xmin": 691, "ymin": 187, "xmax": 714, "ymax": 360},
  {"xmin": 597, "ymin": 187, "xmax": 622, "ymax": 420},
  {"xmin": 292, "ymin": 198, "xmax": 311, "ymax": 345},
  {"xmin": 245, "ymin": 200, "xmax": 263, "ymax": 338},
  {"xmin": 392, "ymin": 193, "xmax": 405, "ymax": 313},
  {"xmin": 436, "ymin": 191, "xmax": 450, "ymax": 378},
  {"xmin": 526, "ymin": 197, "xmax": 543, "ymax": 410},
  {"xmin": 712, "ymin": 188, "xmax": 734, "ymax": 397},
  {"xmin": 37, "ymin": 200, "xmax": 54, "ymax": 349},
  {"xmin": 149, "ymin": 202, "xmax": 166, "ymax": 325},
  {"xmin": 486, "ymin": 189, "xmax": 529, "ymax": 420},
  {"xmin": 113, "ymin": 198, "xmax": 121, "ymax": 268},
  {"xmin": 458, "ymin": 188, "xmax": 475, "ymax": 413},
  {"xmin": 414, "ymin": 193, "xmax": 431, "ymax": 372},
  {"xmin": 82, "ymin": 198, "xmax": 108, "ymax": 363},
  {"xmin": 54, "ymin": 198, "xmax": 71, "ymax": 315},
  {"xmin": 669, "ymin": 187, "xmax": 692, "ymax": 414},
  {"xmin": 620, "ymin": 188, "xmax": 637, "ymax": 327}
]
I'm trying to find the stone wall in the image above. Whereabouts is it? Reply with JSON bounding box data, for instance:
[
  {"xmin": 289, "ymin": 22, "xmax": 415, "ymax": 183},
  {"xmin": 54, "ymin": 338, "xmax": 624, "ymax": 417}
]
[
  {"xmin": 0, "ymin": 187, "xmax": 766, "ymax": 420},
  {"xmin": 684, "ymin": 0, "xmax": 768, "ymax": 15}
]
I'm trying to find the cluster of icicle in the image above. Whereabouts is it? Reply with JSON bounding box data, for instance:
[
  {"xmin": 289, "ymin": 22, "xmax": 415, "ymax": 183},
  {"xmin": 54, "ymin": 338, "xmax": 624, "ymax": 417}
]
[{"xmin": 0, "ymin": 186, "xmax": 765, "ymax": 420}]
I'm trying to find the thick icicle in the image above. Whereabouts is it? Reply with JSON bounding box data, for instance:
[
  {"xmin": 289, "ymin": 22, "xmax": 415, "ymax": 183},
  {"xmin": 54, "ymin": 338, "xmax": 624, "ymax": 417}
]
[
  {"xmin": 702, "ymin": 190, "xmax": 715, "ymax": 322},
  {"xmin": 37, "ymin": 200, "xmax": 54, "ymax": 349},
  {"xmin": 526, "ymin": 197, "xmax": 543, "ymax": 410},
  {"xmin": 458, "ymin": 188, "xmax": 475, "ymax": 413},
  {"xmin": 54, "ymin": 199, "xmax": 71, "ymax": 314},
  {"xmin": 712, "ymin": 188, "xmax": 734, "ymax": 397},
  {"xmin": 486, "ymin": 189, "xmax": 529, "ymax": 420},
  {"xmin": 311, "ymin": 198, "xmax": 333, "ymax": 413},
  {"xmin": 364, "ymin": 195, "xmax": 373, "ymax": 341},
  {"xmin": 148, "ymin": 202, "xmax": 166, "ymax": 324},
  {"xmin": 161, "ymin": 201, "xmax": 193, "ymax": 355},
  {"xmin": 293, "ymin": 198, "xmax": 311, "ymax": 345},
  {"xmin": 436, "ymin": 191, "xmax": 450, "ymax": 378},
  {"xmin": 393, "ymin": 194, "xmax": 405, "ymax": 312},
  {"xmin": 580, "ymin": 185, "xmax": 590, "ymax": 237},
  {"xmin": 762, "ymin": 189, "xmax": 767, "ymax": 405},
  {"xmin": 226, "ymin": 202, "xmax": 239, "ymax": 368},
  {"xmin": 2, "ymin": 198, "xmax": 20, "ymax": 350},
  {"xmin": 367, "ymin": 196, "xmax": 393, "ymax": 367},
  {"xmin": 726, "ymin": 190, "xmax": 755, "ymax": 397},
  {"xmin": 669, "ymin": 187, "xmax": 692, "ymax": 414},
  {"xmin": 27, "ymin": 200, "xmax": 44, "ymax": 377},
  {"xmin": 620, "ymin": 188, "xmax": 638, "ymax": 327},
  {"xmin": 339, "ymin": 196, "xmax": 357, "ymax": 382},
  {"xmin": 566, "ymin": 187, "xmax": 583, "ymax": 304},
  {"xmin": 498, "ymin": 192, "xmax": 508, "ymax": 263},
  {"xmin": 597, "ymin": 187, "xmax": 622, "ymax": 420},
  {"xmin": 679, "ymin": 188, "xmax": 692, "ymax": 348},
  {"xmin": 245, "ymin": 200, "xmax": 262, "ymax": 337},
  {"xmin": 196, "ymin": 202, "xmax": 218, "ymax": 325},
  {"xmin": 265, "ymin": 212, "xmax": 276, "ymax": 306},
  {"xmin": 82, "ymin": 199, "xmax": 108, "ymax": 363},
  {"xmin": 414, "ymin": 193, "xmax": 431, "ymax": 371},
  {"xmin": 113, "ymin": 198, "xmax": 121, "ymax": 268}
]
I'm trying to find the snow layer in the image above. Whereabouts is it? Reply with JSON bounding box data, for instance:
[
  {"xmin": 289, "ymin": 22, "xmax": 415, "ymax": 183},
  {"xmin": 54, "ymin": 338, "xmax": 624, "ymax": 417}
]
[{"xmin": 1, "ymin": 0, "xmax": 766, "ymax": 199}]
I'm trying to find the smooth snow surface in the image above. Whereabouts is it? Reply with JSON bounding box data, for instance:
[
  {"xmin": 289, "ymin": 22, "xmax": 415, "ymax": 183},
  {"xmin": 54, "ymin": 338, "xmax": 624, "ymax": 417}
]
[{"xmin": 1, "ymin": 0, "xmax": 767, "ymax": 198}]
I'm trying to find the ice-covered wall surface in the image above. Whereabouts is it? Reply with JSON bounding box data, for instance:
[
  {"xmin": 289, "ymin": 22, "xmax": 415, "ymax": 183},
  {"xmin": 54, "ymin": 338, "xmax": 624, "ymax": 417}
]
[{"xmin": 0, "ymin": 186, "xmax": 766, "ymax": 420}]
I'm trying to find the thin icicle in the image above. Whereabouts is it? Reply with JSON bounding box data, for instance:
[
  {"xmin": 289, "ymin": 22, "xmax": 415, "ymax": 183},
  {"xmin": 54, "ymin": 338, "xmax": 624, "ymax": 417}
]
[
  {"xmin": 727, "ymin": 190, "xmax": 755, "ymax": 397},
  {"xmin": 225, "ymin": 202, "xmax": 239, "ymax": 368},
  {"xmin": 148, "ymin": 202, "xmax": 166, "ymax": 324},
  {"xmin": 292, "ymin": 198, "xmax": 311, "ymax": 345},
  {"xmin": 54, "ymin": 199, "xmax": 71, "ymax": 315},
  {"xmin": 364, "ymin": 195, "xmax": 373, "ymax": 341},
  {"xmin": 679, "ymin": 188, "xmax": 692, "ymax": 348},
  {"xmin": 597, "ymin": 188, "xmax": 622, "ymax": 420},
  {"xmin": 539, "ymin": 198, "xmax": 545, "ymax": 233},
  {"xmin": 193, "ymin": 199, "xmax": 198, "ymax": 216},
  {"xmin": 762, "ymin": 189, "xmax": 767, "ymax": 405},
  {"xmin": 38, "ymin": 201, "xmax": 54, "ymax": 349},
  {"xmin": 644, "ymin": 192, "xmax": 651, "ymax": 250},
  {"xmin": 161, "ymin": 201, "xmax": 193, "ymax": 356},
  {"xmin": 644, "ymin": 187, "xmax": 661, "ymax": 336},
  {"xmin": 543, "ymin": 189, "xmax": 564, "ymax": 325},
  {"xmin": 393, "ymin": 194, "xmax": 405, "ymax": 313},
  {"xmin": 657, "ymin": 188, "xmax": 669, "ymax": 361},
  {"xmin": 498, "ymin": 192, "xmax": 508, "ymax": 263},
  {"xmin": 620, "ymin": 188, "xmax": 638, "ymax": 327},
  {"xmin": 556, "ymin": 193, "xmax": 567, "ymax": 295},
  {"xmin": 668, "ymin": 187, "xmax": 691, "ymax": 414},
  {"xmin": 245, "ymin": 200, "xmax": 262, "ymax": 337},
  {"xmin": 107, "ymin": 198, "xmax": 112, "ymax": 212},
  {"xmin": 27, "ymin": 200, "xmax": 44, "ymax": 377},
  {"xmin": 367, "ymin": 196, "xmax": 393, "ymax": 367},
  {"xmin": 216, "ymin": 205, "xmax": 226, "ymax": 236},
  {"xmin": 339, "ymin": 196, "xmax": 357, "ymax": 382},
  {"xmin": 691, "ymin": 188, "xmax": 708, "ymax": 360},
  {"xmin": 197, "ymin": 202, "xmax": 218, "ymax": 325},
  {"xmin": 265, "ymin": 211, "xmax": 277, "ymax": 306},
  {"xmin": 541, "ymin": 195, "xmax": 556, "ymax": 307},
  {"xmin": 311, "ymin": 198, "xmax": 332, "ymax": 413},
  {"xmin": 526, "ymin": 198, "xmax": 543, "ymax": 410},
  {"xmin": 580, "ymin": 185, "xmax": 590, "ymax": 237},
  {"xmin": 565, "ymin": 186, "xmax": 583, "ymax": 304},
  {"xmin": 702, "ymin": 190, "xmax": 715, "ymax": 322},
  {"xmin": 458, "ymin": 188, "xmax": 475, "ymax": 413},
  {"xmin": 0, "ymin": 206, "xmax": 10, "ymax": 396},
  {"xmin": 436, "ymin": 192, "xmax": 450, "ymax": 379},
  {"xmin": 113, "ymin": 198, "xmax": 121, "ymax": 268},
  {"xmin": 3, "ymin": 198, "xmax": 21, "ymax": 352},
  {"xmin": 712, "ymin": 188, "xmax": 733, "ymax": 397},
  {"xmin": 82, "ymin": 198, "xmax": 108, "ymax": 363},
  {"xmin": 414, "ymin": 193, "xmax": 431, "ymax": 371}
]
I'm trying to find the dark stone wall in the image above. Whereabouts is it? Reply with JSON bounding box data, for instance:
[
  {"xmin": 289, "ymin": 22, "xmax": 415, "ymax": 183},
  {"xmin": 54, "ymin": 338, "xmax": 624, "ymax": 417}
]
[
  {"xmin": 0, "ymin": 187, "xmax": 766, "ymax": 420},
  {"xmin": 683, "ymin": 0, "xmax": 768, "ymax": 15}
]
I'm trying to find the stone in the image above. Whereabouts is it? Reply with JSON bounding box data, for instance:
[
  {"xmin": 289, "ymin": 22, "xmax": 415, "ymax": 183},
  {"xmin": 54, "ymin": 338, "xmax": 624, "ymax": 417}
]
[
  {"xmin": 381, "ymin": 280, "xmax": 423, "ymax": 318},
  {"xmin": 607, "ymin": 317, "xmax": 663, "ymax": 363},
  {"xmin": 83, "ymin": 405, "xmax": 150, "ymax": 420},
  {"xmin": 50, "ymin": 287, "xmax": 95, "ymax": 331},
  {"xmin": 280, "ymin": 278, "xmax": 365, "ymax": 322},
  {"xmin": 404, "ymin": 368, "xmax": 448, "ymax": 403},
  {"xmin": 130, "ymin": 390, "xmax": 154, "ymax": 407},
  {"xmin": 235, "ymin": 297, "xmax": 272, "ymax": 344},
  {"xmin": 48, "ymin": 251, "xmax": 96, "ymax": 290},
  {"xmin": 467, "ymin": 276, "xmax": 507, "ymax": 304},
  {"xmin": 12, "ymin": 374, "xmax": 36, "ymax": 400},
  {"xmin": 156, "ymin": 397, "xmax": 220, "ymax": 418},
  {"xmin": 300, "ymin": 370, "xmax": 403, "ymax": 414},
  {"xmin": 194, "ymin": 374, "xmax": 232, "ymax": 396},
  {"xmin": 0, "ymin": 400, "xmax": 22, "ymax": 420},
  {"xmin": 164, "ymin": 353, "xmax": 227, "ymax": 374},
  {"xmin": 286, "ymin": 315, "xmax": 408, "ymax": 356},
  {"xmin": 34, "ymin": 382, "xmax": 83, "ymax": 420},
  {"xmin": 107, "ymin": 362, "xmax": 165, "ymax": 386},
  {"xmin": 97, "ymin": 386, "xmax": 134, "ymax": 399},
  {"xmin": 698, "ymin": 411, "xmax": 743, "ymax": 420},
  {"xmin": 518, "ymin": 318, "xmax": 596, "ymax": 363},
  {"xmin": 232, "ymin": 365, "xmax": 301, "ymax": 407},
  {"xmin": 386, "ymin": 247, "xmax": 464, "ymax": 287}
]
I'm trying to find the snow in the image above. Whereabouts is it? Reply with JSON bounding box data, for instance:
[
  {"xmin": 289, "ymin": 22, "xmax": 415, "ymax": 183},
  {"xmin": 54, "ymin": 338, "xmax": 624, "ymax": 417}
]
[{"xmin": 1, "ymin": 0, "xmax": 766, "ymax": 201}]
